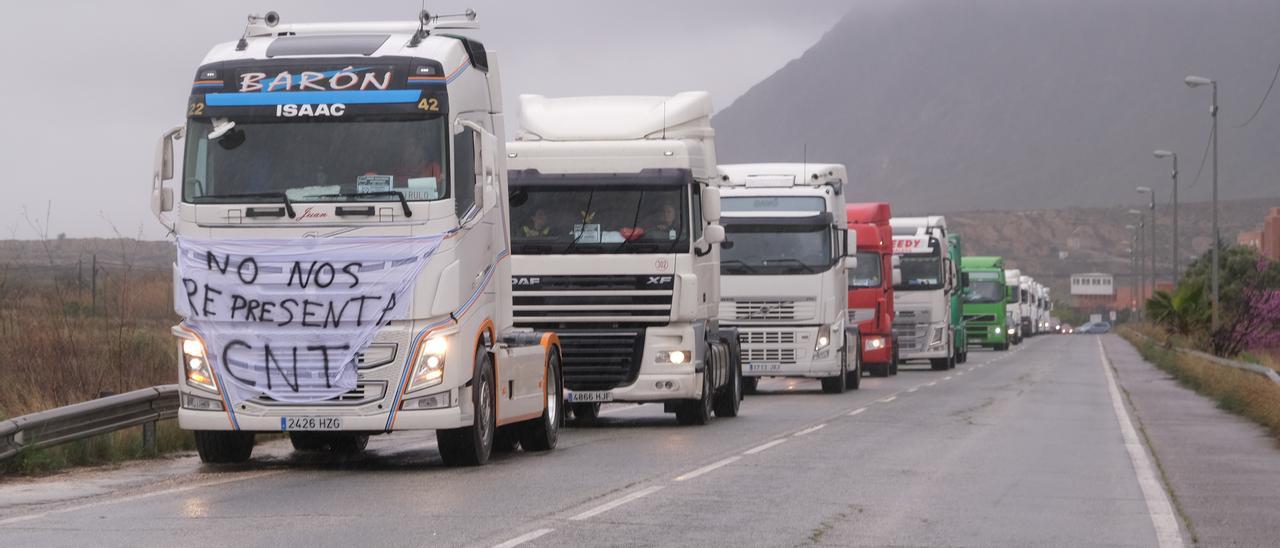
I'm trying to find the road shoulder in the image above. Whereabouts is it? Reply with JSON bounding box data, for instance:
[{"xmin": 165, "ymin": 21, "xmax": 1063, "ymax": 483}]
[{"xmin": 1103, "ymin": 334, "xmax": 1280, "ymax": 547}]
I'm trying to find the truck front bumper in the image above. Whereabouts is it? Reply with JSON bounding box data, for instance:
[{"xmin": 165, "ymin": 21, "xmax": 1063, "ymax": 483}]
[{"xmin": 177, "ymin": 385, "xmax": 473, "ymax": 433}]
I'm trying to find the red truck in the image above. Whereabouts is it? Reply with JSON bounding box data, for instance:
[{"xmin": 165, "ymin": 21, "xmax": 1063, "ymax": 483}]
[{"xmin": 846, "ymin": 203, "xmax": 899, "ymax": 377}]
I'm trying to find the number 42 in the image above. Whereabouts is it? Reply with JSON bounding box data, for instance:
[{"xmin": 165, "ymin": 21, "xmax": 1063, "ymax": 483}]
[{"xmin": 418, "ymin": 98, "xmax": 439, "ymax": 112}]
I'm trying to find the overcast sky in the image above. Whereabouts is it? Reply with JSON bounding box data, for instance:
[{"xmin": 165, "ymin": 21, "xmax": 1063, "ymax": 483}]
[{"xmin": 0, "ymin": 0, "xmax": 851, "ymax": 240}]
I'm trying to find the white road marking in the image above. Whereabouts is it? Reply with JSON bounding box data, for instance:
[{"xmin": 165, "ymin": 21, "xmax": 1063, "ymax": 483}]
[
  {"xmin": 675, "ymin": 456, "xmax": 741, "ymax": 481},
  {"xmin": 492, "ymin": 528, "xmax": 554, "ymax": 548},
  {"xmin": 907, "ymin": 387, "xmax": 919, "ymax": 393},
  {"xmin": 927, "ymin": 382, "xmax": 938, "ymax": 387},
  {"xmin": 879, "ymin": 396, "xmax": 897, "ymax": 403},
  {"xmin": 943, "ymin": 376, "xmax": 953, "ymax": 381},
  {"xmin": 0, "ymin": 470, "xmax": 283, "ymax": 526},
  {"xmin": 569, "ymin": 486, "xmax": 665, "ymax": 521},
  {"xmin": 794, "ymin": 424, "xmax": 826, "ymax": 436},
  {"xmin": 957, "ymin": 372, "xmax": 965, "ymax": 376},
  {"xmin": 743, "ymin": 438, "xmax": 788, "ymax": 455},
  {"xmin": 848, "ymin": 407, "xmax": 867, "ymax": 416},
  {"xmin": 1096, "ymin": 339, "xmax": 1185, "ymax": 548},
  {"xmin": 967, "ymin": 367, "xmax": 975, "ymax": 372}
]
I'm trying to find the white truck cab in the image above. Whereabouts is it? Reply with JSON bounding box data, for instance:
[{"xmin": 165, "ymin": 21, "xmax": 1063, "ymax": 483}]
[
  {"xmin": 505, "ymin": 92, "xmax": 743, "ymax": 425},
  {"xmin": 717, "ymin": 163, "xmax": 859, "ymax": 393},
  {"xmin": 890, "ymin": 216, "xmax": 959, "ymax": 371},
  {"xmin": 1003, "ymin": 268, "xmax": 1024, "ymax": 343},
  {"xmin": 152, "ymin": 11, "xmax": 562, "ymax": 466}
]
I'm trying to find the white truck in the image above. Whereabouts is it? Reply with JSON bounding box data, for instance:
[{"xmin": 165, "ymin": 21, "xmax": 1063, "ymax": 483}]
[
  {"xmin": 717, "ymin": 163, "xmax": 859, "ymax": 394},
  {"xmin": 890, "ymin": 216, "xmax": 960, "ymax": 371},
  {"xmin": 505, "ymin": 92, "xmax": 743, "ymax": 425},
  {"xmin": 1004, "ymin": 268, "xmax": 1024, "ymax": 344},
  {"xmin": 1020, "ymin": 275, "xmax": 1036, "ymax": 337},
  {"xmin": 151, "ymin": 11, "xmax": 564, "ymax": 466}
]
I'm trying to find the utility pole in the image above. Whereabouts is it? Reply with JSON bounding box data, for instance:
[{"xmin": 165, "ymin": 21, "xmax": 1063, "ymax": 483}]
[{"xmin": 91, "ymin": 253, "xmax": 97, "ymax": 315}]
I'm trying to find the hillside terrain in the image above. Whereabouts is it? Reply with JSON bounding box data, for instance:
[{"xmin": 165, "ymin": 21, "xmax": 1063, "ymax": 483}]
[{"xmin": 714, "ymin": 0, "xmax": 1280, "ymax": 213}]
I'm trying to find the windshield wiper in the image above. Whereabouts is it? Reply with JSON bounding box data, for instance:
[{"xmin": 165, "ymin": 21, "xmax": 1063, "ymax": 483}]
[
  {"xmin": 720, "ymin": 259, "xmax": 757, "ymax": 274},
  {"xmin": 765, "ymin": 258, "xmax": 817, "ymax": 274},
  {"xmin": 199, "ymin": 192, "xmax": 296, "ymax": 218},
  {"xmin": 314, "ymin": 190, "xmax": 412, "ymax": 218}
]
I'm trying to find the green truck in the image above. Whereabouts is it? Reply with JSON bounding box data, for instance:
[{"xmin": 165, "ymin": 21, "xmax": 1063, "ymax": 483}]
[
  {"xmin": 948, "ymin": 234, "xmax": 968, "ymax": 363},
  {"xmin": 960, "ymin": 256, "xmax": 1009, "ymax": 351}
]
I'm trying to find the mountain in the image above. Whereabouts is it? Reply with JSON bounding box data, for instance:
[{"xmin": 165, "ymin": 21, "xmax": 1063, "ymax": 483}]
[{"xmin": 713, "ymin": 0, "xmax": 1280, "ymax": 214}]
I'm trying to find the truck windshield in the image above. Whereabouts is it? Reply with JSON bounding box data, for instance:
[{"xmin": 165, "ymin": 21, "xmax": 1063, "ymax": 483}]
[
  {"xmin": 848, "ymin": 251, "xmax": 882, "ymax": 287},
  {"xmin": 508, "ymin": 184, "xmax": 690, "ymax": 254},
  {"xmin": 964, "ymin": 273, "xmax": 1004, "ymax": 303},
  {"xmin": 182, "ymin": 117, "xmax": 449, "ymax": 203},
  {"xmin": 721, "ymin": 223, "xmax": 833, "ymax": 275},
  {"xmin": 895, "ymin": 249, "xmax": 943, "ymax": 291}
]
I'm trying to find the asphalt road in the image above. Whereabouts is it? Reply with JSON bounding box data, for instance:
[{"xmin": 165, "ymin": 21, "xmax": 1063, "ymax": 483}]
[{"xmin": 0, "ymin": 336, "xmax": 1188, "ymax": 547}]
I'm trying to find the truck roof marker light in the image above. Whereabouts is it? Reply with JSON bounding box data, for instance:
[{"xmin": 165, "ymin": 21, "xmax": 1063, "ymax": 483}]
[{"xmin": 236, "ymin": 11, "xmax": 280, "ymax": 51}]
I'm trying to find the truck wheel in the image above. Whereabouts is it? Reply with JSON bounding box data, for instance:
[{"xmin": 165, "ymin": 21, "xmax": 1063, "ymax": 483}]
[
  {"xmin": 676, "ymin": 369, "xmax": 715, "ymax": 426},
  {"xmin": 846, "ymin": 346, "xmax": 862, "ymax": 389},
  {"xmin": 868, "ymin": 362, "xmax": 888, "ymax": 378},
  {"xmin": 889, "ymin": 343, "xmax": 900, "ymax": 375},
  {"xmin": 949, "ymin": 352, "xmax": 958, "ymax": 369},
  {"xmin": 520, "ymin": 351, "xmax": 562, "ymax": 452},
  {"xmin": 195, "ymin": 431, "xmax": 254, "ymax": 464},
  {"xmin": 493, "ymin": 427, "xmax": 520, "ymax": 453},
  {"xmin": 713, "ymin": 346, "xmax": 742, "ymax": 418},
  {"xmin": 821, "ymin": 359, "xmax": 847, "ymax": 394},
  {"xmin": 742, "ymin": 376, "xmax": 759, "ymax": 395},
  {"xmin": 996, "ymin": 342, "xmax": 1009, "ymax": 351},
  {"xmin": 570, "ymin": 402, "xmax": 600, "ymax": 423},
  {"xmin": 930, "ymin": 357, "xmax": 949, "ymax": 371},
  {"xmin": 438, "ymin": 348, "xmax": 496, "ymax": 467}
]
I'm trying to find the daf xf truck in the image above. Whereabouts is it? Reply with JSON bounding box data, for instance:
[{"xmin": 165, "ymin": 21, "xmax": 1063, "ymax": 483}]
[
  {"xmin": 960, "ymin": 257, "xmax": 1009, "ymax": 351},
  {"xmin": 890, "ymin": 217, "xmax": 960, "ymax": 371},
  {"xmin": 846, "ymin": 203, "xmax": 899, "ymax": 377},
  {"xmin": 717, "ymin": 164, "xmax": 859, "ymax": 393},
  {"xmin": 506, "ymin": 92, "xmax": 743, "ymax": 425},
  {"xmin": 154, "ymin": 11, "xmax": 563, "ymax": 466}
]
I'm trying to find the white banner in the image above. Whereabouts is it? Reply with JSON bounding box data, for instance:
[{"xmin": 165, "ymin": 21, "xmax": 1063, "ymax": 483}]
[{"xmin": 175, "ymin": 235, "xmax": 445, "ymax": 405}]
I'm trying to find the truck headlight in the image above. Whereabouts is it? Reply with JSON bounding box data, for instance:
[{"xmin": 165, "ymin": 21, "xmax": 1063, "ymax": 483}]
[
  {"xmin": 991, "ymin": 326, "xmax": 1002, "ymax": 334},
  {"xmin": 816, "ymin": 325, "xmax": 832, "ymax": 351},
  {"xmin": 181, "ymin": 338, "xmax": 218, "ymax": 393},
  {"xmin": 408, "ymin": 335, "xmax": 447, "ymax": 392},
  {"xmin": 1007, "ymin": 328, "xmax": 1016, "ymax": 335},
  {"xmin": 929, "ymin": 326, "xmax": 945, "ymax": 346},
  {"xmin": 656, "ymin": 350, "xmax": 690, "ymax": 364},
  {"xmin": 864, "ymin": 336, "xmax": 885, "ymax": 351}
]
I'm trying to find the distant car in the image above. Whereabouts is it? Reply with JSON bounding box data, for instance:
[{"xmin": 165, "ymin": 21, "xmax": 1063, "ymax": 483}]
[{"xmin": 1079, "ymin": 322, "xmax": 1111, "ymax": 334}]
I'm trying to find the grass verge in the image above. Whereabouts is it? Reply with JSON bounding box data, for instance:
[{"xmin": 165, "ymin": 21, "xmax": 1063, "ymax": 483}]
[
  {"xmin": 1119, "ymin": 326, "xmax": 1280, "ymax": 441},
  {"xmin": 1, "ymin": 420, "xmax": 194, "ymax": 476}
]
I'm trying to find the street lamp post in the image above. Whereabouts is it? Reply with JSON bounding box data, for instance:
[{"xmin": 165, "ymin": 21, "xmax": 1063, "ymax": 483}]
[
  {"xmin": 1186, "ymin": 75, "xmax": 1219, "ymax": 331},
  {"xmin": 1154, "ymin": 150, "xmax": 1178, "ymax": 284},
  {"xmin": 1129, "ymin": 210, "xmax": 1145, "ymax": 312},
  {"xmin": 1137, "ymin": 186, "xmax": 1156, "ymax": 296}
]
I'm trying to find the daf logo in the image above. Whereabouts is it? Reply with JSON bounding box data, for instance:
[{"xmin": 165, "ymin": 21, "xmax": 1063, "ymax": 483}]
[
  {"xmin": 512, "ymin": 277, "xmax": 541, "ymax": 286},
  {"xmin": 646, "ymin": 276, "xmax": 673, "ymax": 285}
]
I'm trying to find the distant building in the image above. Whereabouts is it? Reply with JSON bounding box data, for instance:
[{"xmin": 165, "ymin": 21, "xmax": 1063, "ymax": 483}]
[
  {"xmin": 1264, "ymin": 207, "xmax": 1280, "ymax": 260},
  {"xmin": 1071, "ymin": 272, "xmax": 1114, "ymax": 310},
  {"xmin": 1239, "ymin": 229, "xmax": 1263, "ymax": 251}
]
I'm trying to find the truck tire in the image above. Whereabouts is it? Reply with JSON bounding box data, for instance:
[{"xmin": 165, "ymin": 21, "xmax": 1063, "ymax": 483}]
[
  {"xmin": 846, "ymin": 345, "xmax": 862, "ymax": 390},
  {"xmin": 520, "ymin": 351, "xmax": 562, "ymax": 452},
  {"xmin": 438, "ymin": 348, "xmax": 496, "ymax": 467},
  {"xmin": 713, "ymin": 345, "xmax": 742, "ymax": 418},
  {"xmin": 742, "ymin": 376, "xmax": 759, "ymax": 395},
  {"xmin": 889, "ymin": 342, "xmax": 900, "ymax": 375},
  {"xmin": 493, "ymin": 427, "xmax": 520, "ymax": 453},
  {"xmin": 868, "ymin": 362, "xmax": 888, "ymax": 378},
  {"xmin": 676, "ymin": 369, "xmax": 715, "ymax": 426},
  {"xmin": 930, "ymin": 357, "xmax": 949, "ymax": 371},
  {"xmin": 821, "ymin": 359, "xmax": 847, "ymax": 394},
  {"xmin": 996, "ymin": 342, "xmax": 1009, "ymax": 351},
  {"xmin": 195, "ymin": 431, "xmax": 255, "ymax": 464},
  {"xmin": 570, "ymin": 402, "xmax": 600, "ymax": 423}
]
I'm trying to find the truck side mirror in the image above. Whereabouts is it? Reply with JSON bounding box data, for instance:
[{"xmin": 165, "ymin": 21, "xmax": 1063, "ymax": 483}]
[
  {"xmin": 844, "ymin": 255, "xmax": 858, "ymax": 270},
  {"xmin": 151, "ymin": 125, "xmax": 182, "ymax": 229},
  {"xmin": 701, "ymin": 186, "xmax": 721, "ymax": 222},
  {"xmin": 892, "ymin": 267, "xmax": 903, "ymax": 286},
  {"xmin": 703, "ymin": 223, "xmax": 726, "ymax": 244},
  {"xmin": 845, "ymin": 229, "xmax": 857, "ymax": 257}
]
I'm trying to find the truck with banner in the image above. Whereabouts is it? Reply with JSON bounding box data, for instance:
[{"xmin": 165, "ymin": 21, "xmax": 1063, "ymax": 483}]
[
  {"xmin": 717, "ymin": 164, "xmax": 859, "ymax": 393},
  {"xmin": 846, "ymin": 202, "xmax": 899, "ymax": 378},
  {"xmin": 890, "ymin": 216, "xmax": 960, "ymax": 371},
  {"xmin": 1004, "ymin": 268, "xmax": 1025, "ymax": 344},
  {"xmin": 506, "ymin": 92, "xmax": 743, "ymax": 425},
  {"xmin": 960, "ymin": 256, "xmax": 1010, "ymax": 351},
  {"xmin": 150, "ymin": 11, "xmax": 564, "ymax": 466}
]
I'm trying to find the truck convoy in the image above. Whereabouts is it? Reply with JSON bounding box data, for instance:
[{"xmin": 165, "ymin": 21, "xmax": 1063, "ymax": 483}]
[
  {"xmin": 1004, "ymin": 268, "xmax": 1025, "ymax": 344},
  {"xmin": 960, "ymin": 257, "xmax": 1010, "ymax": 351},
  {"xmin": 154, "ymin": 11, "xmax": 564, "ymax": 465},
  {"xmin": 846, "ymin": 203, "xmax": 899, "ymax": 377},
  {"xmin": 718, "ymin": 164, "xmax": 858, "ymax": 393},
  {"xmin": 505, "ymin": 92, "xmax": 743, "ymax": 425},
  {"xmin": 890, "ymin": 217, "xmax": 961, "ymax": 371}
]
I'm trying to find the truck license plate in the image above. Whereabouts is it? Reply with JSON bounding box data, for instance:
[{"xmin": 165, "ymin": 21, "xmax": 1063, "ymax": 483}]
[
  {"xmin": 283, "ymin": 416, "xmax": 343, "ymax": 431},
  {"xmin": 566, "ymin": 391, "xmax": 613, "ymax": 403},
  {"xmin": 748, "ymin": 363, "xmax": 782, "ymax": 372}
]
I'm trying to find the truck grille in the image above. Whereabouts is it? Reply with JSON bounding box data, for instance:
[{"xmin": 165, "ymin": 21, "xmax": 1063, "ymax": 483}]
[
  {"xmin": 252, "ymin": 381, "xmax": 388, "ymax": 406},
  {"xmin": 513, "ymin": 275, "xmax": 674, "ymax": 325},
  {"xmin": 721, "ymin": 299, "xmax": 816, "ymax": 321},
  {"xmin": 964, "ymin": 314, "xmax": 997, "ymax": 324},
  {"xmin": 553, "ymin": 329, "xmax": 646, "ymax": 391},
  {"xmin": 848, "ymin": 308, "xmax": 876, "ymax": 324},
  {"xmin": 742, "ymin": 347, "xmax": 798, "ymax": 365},
  {"xmin": 740, "ymin": 331, "xmax": 797, "ymax": 345},
  {"xmin": 893, "ymin": 308, "xmax": 932, "ymax": 352}
]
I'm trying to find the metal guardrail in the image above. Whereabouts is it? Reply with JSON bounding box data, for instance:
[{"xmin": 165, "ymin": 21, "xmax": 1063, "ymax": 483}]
[
  {"xmin": 0, "ymin": 385, "xmax": 179, "ymax": 461},
  {"xmin": 1125, "ymin": 330, "xmax": 1280, "ymax": 385}
]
